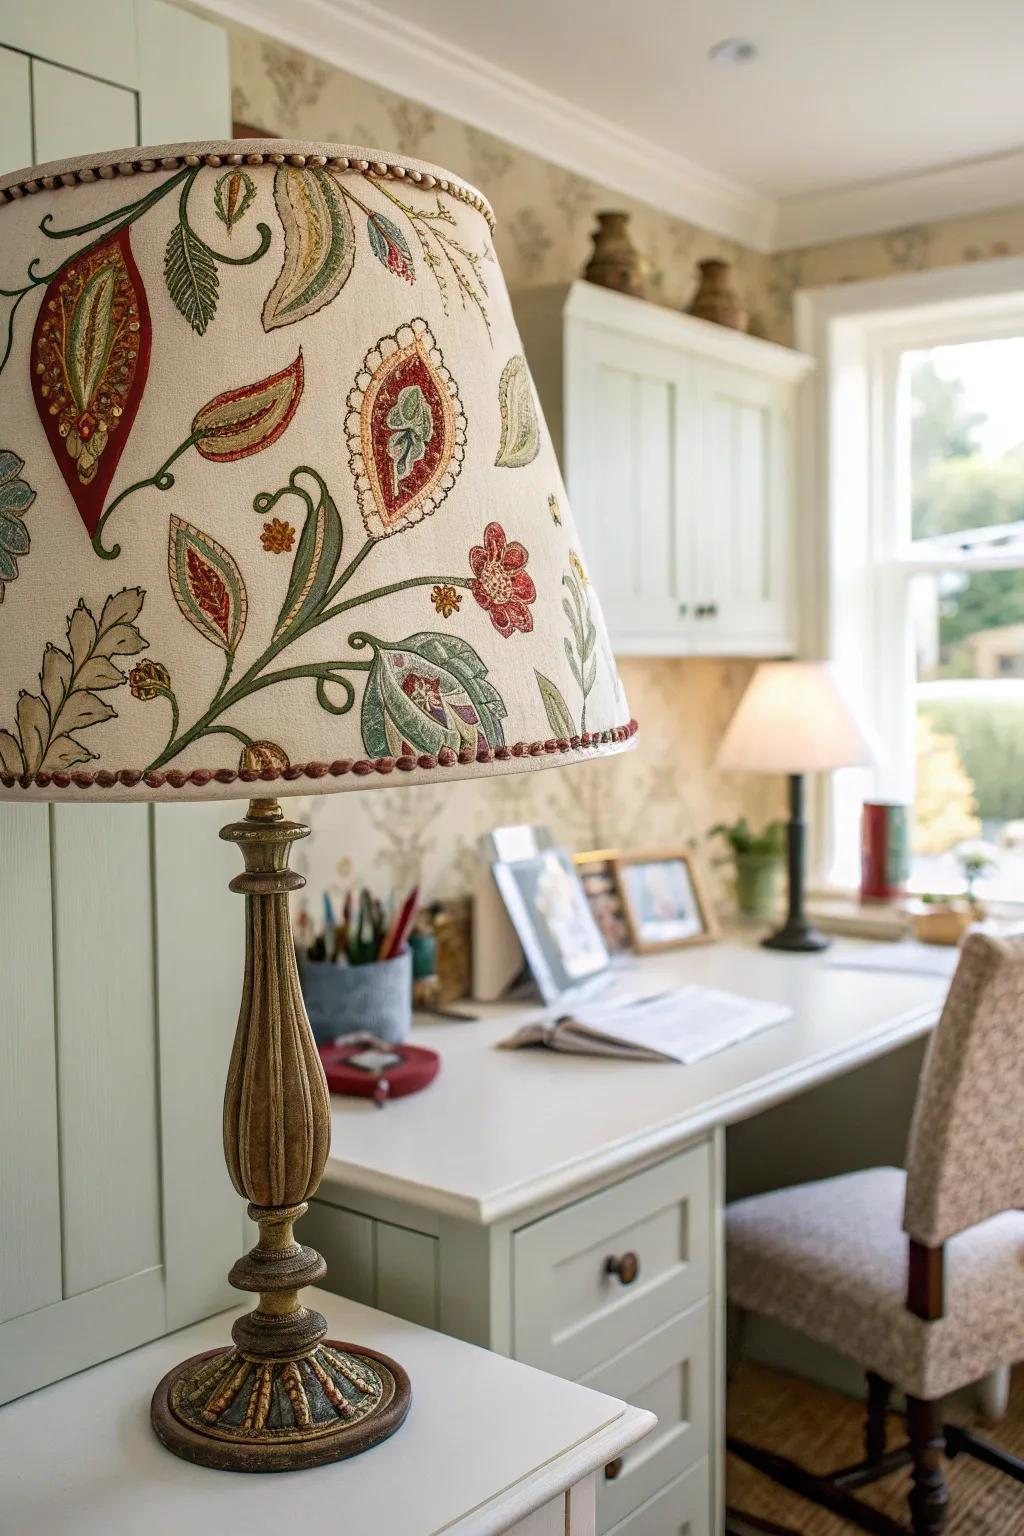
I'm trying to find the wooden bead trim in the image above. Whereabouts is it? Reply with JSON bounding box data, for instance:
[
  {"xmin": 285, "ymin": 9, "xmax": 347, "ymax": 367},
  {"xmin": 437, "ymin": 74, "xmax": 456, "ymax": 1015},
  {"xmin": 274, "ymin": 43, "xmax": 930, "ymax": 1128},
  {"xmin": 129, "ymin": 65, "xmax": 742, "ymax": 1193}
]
[
  {"xmin": 0, "ymin": 720, "xmax": 638, "ymax": 793},
  {"xmin": 0, "ymin": 145, "xmax": 496, "ymax": 230}
]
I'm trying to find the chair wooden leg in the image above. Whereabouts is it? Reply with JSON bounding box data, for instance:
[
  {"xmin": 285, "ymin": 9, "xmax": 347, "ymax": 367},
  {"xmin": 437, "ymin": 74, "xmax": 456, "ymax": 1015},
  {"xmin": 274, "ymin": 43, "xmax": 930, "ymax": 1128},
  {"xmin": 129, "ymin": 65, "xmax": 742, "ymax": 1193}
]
[
  {"xmin": 866, "ymin": 1371, "xmax": 892, "ymax": 1463},
  {"xmin": 907, "ymin": 1397, "xmax": 949, "ymax": 1536}
]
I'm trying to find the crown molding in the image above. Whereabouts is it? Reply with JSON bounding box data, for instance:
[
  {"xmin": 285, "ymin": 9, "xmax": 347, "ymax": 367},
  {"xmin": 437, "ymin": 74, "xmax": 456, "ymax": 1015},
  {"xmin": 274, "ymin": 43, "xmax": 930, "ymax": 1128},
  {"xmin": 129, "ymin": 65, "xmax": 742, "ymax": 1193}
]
[
  {"xmin": 199, "ymin": 0, "xmax": 779, "ymax": 252},
  {"xmin": 777, "ymin": 146, "xmax": 1024, "ymax": 251}
]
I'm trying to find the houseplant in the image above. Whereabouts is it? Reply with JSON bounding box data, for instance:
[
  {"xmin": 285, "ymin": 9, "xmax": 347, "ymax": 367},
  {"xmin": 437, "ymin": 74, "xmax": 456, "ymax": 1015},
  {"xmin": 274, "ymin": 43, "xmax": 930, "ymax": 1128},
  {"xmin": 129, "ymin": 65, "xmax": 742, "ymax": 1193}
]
[{"xmin": 710, "ymin": 818, "xmax": 787, "ymax": 918}]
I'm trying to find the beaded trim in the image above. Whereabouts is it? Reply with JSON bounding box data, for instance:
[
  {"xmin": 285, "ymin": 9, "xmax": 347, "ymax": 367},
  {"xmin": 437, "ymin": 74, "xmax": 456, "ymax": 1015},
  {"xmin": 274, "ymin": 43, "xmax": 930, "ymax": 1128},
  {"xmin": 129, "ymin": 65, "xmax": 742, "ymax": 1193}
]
[
  {"xmin": 0, "ymin": 145, "xmax": 496, "ymax": 231},
  {"xmin": 0, "ymin": 720, "xmax": 638, "ymax": 793}
]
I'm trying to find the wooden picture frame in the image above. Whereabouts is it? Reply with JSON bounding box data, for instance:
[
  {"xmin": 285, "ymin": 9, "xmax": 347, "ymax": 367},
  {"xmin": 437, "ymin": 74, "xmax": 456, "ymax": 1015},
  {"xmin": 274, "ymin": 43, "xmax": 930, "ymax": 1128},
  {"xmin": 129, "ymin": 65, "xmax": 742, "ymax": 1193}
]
[
  {"xmin": 573, "ymin": 848, "xmax": 632, "ymax": 954},
  {"xmin": 613, "ymin": 849, "xmax": 720, "ymax": 953}
]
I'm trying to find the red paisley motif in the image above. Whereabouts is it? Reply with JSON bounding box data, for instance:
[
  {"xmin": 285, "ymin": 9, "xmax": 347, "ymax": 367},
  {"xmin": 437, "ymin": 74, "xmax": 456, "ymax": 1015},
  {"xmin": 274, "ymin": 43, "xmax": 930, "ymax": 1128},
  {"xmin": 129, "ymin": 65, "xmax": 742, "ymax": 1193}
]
[
  {"xmin": 365, "ymin": 337, "xmax": 454, "ymax": 529},
  {"xmin": 31, "ymin": 227, "xmax": 152, "ymax": 538},
  {"xmin": 185, "ymin": 546, "xmax": 231, "ymax": 642}
]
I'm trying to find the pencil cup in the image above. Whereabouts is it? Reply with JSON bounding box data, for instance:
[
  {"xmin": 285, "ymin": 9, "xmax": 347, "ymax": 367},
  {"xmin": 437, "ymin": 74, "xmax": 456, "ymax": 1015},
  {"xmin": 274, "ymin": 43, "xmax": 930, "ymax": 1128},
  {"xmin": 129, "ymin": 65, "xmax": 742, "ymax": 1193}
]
[{"xmin": 301, "ymin": 949, "xmax": 413, "ymax": 1046}]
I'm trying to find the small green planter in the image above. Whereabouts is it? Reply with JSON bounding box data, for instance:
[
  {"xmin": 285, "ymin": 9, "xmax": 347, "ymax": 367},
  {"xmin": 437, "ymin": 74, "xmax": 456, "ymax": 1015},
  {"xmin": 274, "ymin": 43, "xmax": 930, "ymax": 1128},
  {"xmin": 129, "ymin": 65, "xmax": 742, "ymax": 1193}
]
[{"xmin": 735, "ymin": 853, "xmax": 784, "ymax": 919}]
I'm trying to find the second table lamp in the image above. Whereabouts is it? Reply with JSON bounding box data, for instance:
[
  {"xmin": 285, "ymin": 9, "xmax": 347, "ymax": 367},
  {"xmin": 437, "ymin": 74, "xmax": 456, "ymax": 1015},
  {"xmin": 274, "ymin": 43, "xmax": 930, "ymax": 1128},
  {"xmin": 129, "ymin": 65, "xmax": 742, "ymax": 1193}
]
[
  {"xmin": 0, "ymin": 138, "xmax": 635, "ymax": 1471},
  {"xmin": 717, "ymin": 661, "xmax": 874, "ymax": 950}
]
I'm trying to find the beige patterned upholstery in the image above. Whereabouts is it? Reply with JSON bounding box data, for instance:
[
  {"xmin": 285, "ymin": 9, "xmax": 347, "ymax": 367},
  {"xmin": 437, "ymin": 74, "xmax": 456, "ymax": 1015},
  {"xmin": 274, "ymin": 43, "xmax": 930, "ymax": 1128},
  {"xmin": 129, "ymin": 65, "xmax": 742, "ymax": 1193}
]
[
  {"xmin": 727, "ymin": 932, "xmax": 1024, "ymax": 1401},
  {"xmin": 904, "ymin": 930, "xmax": 1024, "ymax": 1247},
  {"xmin": 727, "ymin": 1166, "xmax": 1024, "ymax": 1399}
]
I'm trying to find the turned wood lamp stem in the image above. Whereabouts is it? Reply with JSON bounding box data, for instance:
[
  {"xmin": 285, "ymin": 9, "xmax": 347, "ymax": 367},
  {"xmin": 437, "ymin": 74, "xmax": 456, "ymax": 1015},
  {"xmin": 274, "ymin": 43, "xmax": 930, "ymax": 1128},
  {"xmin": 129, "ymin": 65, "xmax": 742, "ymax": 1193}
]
[
  {"xmin": 151, "ymin": 796, "xmax": 410, "ymax": 1472},
  {"xmin": 221, "ymin": 796, "xmax": 331, "ymax": 1362}
]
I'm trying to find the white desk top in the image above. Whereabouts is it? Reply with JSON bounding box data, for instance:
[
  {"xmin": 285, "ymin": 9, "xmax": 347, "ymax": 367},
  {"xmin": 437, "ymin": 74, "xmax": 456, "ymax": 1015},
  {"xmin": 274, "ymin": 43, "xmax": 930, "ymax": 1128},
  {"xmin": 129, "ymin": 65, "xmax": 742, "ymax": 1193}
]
[
  {"xmin": 0, "ymin": 1290, "xmax": 653, "ymax": 1536},
  {"xmin": 323, "ymin": 933, "xmax": 949, "ymax": 1223}
]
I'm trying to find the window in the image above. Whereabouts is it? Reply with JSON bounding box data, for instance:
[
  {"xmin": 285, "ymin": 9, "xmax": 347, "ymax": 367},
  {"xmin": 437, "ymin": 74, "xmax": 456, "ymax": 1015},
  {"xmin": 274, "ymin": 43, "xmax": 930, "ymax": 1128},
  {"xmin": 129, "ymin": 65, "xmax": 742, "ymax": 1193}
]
[{"xmin": 799, "ymin": 269, "xmax": 1024, "ymax": 906}]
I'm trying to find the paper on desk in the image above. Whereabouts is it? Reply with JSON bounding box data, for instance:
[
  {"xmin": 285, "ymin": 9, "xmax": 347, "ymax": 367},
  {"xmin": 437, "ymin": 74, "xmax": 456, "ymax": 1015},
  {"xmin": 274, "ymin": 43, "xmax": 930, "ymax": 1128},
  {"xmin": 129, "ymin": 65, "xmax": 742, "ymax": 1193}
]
[
  {"xmin": 501, "ymin": 985, "xmax": 791, "ymax": 1063},
  {"xmin": 826, "ymin": 942, "xmax": 960, "ymax": 979}
]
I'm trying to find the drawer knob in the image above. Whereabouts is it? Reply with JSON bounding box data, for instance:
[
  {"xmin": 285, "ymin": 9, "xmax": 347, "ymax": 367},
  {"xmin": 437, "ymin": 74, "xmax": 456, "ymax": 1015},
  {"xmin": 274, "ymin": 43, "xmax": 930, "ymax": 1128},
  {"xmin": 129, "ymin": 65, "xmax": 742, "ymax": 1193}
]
[
  {"xmin": 604, "ymin": 1251, "xmax": 639, "ymax": 1286},
  {"xmin": 604, "ymin": 1456, "xmax": 624, "ymax": 1481}
]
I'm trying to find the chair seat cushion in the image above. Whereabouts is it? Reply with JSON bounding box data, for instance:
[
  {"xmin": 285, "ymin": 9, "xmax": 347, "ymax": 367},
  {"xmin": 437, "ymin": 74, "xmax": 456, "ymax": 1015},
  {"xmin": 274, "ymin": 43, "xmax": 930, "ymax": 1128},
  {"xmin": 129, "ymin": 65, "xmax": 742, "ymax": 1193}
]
[{"xmin": 727, "ymin": 1167, "xmax": 1024, "ymax": 1400}]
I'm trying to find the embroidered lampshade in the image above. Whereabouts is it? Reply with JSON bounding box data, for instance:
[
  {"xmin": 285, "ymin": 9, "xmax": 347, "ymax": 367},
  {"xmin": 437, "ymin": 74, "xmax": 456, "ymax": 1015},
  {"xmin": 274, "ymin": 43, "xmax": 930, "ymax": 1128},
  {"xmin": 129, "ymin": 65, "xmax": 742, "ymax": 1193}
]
[{"xmin": 0, "ymin": 140, "xmax": 634, "ymax": 802}]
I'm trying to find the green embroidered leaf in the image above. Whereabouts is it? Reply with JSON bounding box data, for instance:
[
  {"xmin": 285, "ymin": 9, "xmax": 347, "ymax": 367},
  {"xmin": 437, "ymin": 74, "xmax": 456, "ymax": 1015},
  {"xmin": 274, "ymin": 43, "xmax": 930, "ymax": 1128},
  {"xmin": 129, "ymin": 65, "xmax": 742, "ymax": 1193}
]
[
  {"xmin": 67, "ymin": 262, "xmax": 117, "ymax": 411},
  {"xmin": 41, "ymin": 734, "xmax": 96, "ymax": 772},
  {"xmin": 0, "ymin": 593, "xmax": 142, "ymax": 781},
  {"xmin": 15, "ymin": 693, "xmax": 49, "ymax": 774},
  {"xmin": 213, "ymin": 169, "xmax": 256, "ymax": 234},
  {"xmin": 583, "ymin": 654, "xmax": 597, "ymax": 694},
  {"xmin": 495, "ymin": 354, "xmax": 540, "ymax": 468},
  {"xmin": 164, "ymin": 221, "xmax": 219, "ymax": 335},
  {"xmin": 386, "ymin": 384, "xmax": 434, "ymax": 493},
  {"xmin": 361, "ymin": 633, "xmax": 507, "ymax": 759},
  {"xmin": 271, "ymin": 480, "xmax": 343, "ymax": 643},
  {"xmin": 564, "ymin": 635, "xmax": 583, "ymax": 688},
  {"xmin": 262, "ymin": 166, "xmax": 356, "ymax": 331},
  {"xmin": 168, "ymin": 517, "xmax": 247, "ymax": 653},
  {"xmin": 535, "ymin": 670, "xmax": 575, "ymax": 738},
  {"xmin": 41, "ymin": 645, "xmax": 71, "ymax": 722},
  {"xmin": 0, "ymin": 729, "xmax": 23, "ymax": 775},
  {"xmin": 367, "ymin": 211, "xmax": 415, "ymax": 281}
]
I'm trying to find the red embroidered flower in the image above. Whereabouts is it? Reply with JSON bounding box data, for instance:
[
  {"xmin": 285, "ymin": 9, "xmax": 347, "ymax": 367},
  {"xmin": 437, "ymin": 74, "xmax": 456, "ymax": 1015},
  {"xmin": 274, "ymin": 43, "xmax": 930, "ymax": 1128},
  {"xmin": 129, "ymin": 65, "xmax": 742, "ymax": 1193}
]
[{"xmin": 468, "ymin": 522, "xmax": 536, "ymax": 638}]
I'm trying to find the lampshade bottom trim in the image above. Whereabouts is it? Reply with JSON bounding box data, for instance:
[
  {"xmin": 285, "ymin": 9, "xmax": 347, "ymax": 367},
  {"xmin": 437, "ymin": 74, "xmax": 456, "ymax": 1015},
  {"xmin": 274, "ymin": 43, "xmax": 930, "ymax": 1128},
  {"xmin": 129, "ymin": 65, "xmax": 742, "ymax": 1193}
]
[
  {"xmin": 151, "ymin": 1341, "xmax": 411, "ymax": 1472},
  {"xmin": 0, "ymin": 718, "xmax": 638, "ymax": 794}
]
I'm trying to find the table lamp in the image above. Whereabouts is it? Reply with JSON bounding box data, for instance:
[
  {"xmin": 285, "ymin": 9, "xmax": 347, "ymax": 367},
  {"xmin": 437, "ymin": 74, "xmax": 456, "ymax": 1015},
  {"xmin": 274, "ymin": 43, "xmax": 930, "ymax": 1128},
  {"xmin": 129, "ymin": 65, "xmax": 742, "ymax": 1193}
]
[
  {"xmin": 0, "ymin": 138, "xmax": 635, "ymax": 1473},
  {"xmin": 716, "ymin": 661, "xmax": 873, "ymax": 952}
]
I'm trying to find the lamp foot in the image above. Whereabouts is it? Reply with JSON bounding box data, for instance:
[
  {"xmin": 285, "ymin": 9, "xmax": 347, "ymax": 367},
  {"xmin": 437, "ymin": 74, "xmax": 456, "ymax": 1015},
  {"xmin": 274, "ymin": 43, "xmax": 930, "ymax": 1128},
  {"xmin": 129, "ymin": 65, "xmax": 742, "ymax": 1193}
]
[
  {"xmin": 762, "ymin": 923, "xmax": 830, "ymax": 953},
  {"xmin": 151, "ymin": 1340, "xmax": 411, "ymax": 1472}
]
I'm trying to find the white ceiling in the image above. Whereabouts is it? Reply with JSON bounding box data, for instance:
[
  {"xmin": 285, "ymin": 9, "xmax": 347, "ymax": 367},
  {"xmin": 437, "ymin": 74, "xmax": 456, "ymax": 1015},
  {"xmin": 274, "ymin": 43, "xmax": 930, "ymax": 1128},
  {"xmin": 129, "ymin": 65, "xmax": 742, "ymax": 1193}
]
[
  {"xmin": 208, "ymin": 0, "xmax": 1024, "ymax": 249},
  {"xmin": 368, "ymin": 0, "xmax": 1024, "ymax": 196}
]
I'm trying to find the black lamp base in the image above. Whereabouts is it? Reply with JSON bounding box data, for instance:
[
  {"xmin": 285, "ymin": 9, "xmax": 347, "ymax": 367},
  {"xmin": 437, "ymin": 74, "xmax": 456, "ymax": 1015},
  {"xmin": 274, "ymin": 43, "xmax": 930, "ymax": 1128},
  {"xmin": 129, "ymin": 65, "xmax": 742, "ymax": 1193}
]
[
  {"xmin": 763, "ymin": 773, "xmax": 830, "ymax": 956},
  {"xmin": 762, "ymin": 922, "xmax": 830, "ymax": 953}
]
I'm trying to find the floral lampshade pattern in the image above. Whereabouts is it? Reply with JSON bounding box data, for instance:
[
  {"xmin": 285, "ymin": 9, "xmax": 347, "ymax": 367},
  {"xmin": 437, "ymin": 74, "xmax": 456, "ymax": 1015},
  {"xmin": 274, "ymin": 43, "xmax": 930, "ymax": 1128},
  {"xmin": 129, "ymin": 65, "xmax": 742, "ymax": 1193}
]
[{"xmin": 0, "ymin": 141, "xmax": 634, "ymax": 801}]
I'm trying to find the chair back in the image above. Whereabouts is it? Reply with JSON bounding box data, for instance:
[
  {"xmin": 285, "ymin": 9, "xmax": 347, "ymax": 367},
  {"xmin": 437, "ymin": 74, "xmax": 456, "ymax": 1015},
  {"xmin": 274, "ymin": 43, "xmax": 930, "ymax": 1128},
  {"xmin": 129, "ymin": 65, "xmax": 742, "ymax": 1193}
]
[{"xmin": 904, "ymin": 928, "xmax": 1024, "ymax": 1247}]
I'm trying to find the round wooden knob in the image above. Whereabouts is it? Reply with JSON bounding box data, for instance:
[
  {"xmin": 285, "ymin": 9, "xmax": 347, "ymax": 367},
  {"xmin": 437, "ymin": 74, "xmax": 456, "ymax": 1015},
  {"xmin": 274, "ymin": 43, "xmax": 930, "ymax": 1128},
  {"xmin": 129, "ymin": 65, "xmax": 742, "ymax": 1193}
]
[
  {"xmin": 604, "ymin": 1251, "xmax": 639, "ymax": 1285},
  {"xmin": 604, "ymin": 1456, "xmax": 624, "ymax": 1481}
]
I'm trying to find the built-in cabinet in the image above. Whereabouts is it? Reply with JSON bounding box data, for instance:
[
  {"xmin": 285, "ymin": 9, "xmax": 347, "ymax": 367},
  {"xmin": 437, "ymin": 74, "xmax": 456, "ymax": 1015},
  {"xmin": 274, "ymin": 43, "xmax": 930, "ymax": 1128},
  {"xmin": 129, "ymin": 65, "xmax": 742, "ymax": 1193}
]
[
  {"xmin": 0, "ymin": 0, "xmax": 242, "ymax": 1406},
  {"xmin": 305, "ymin": 1134, "xmax": 720, "ymax": 1536},
  {"xmin": 514, "ymin": 282, "xmax": 814, "ymax": 658}
]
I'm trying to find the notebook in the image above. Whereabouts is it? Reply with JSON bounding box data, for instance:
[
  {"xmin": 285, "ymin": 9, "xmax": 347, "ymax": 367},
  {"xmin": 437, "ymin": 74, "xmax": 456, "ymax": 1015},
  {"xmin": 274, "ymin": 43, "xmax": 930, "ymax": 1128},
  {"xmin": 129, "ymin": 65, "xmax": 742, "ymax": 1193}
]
[{"xmin": 500, "ymin": 984, "xmax": 792, "ymax": 1064}]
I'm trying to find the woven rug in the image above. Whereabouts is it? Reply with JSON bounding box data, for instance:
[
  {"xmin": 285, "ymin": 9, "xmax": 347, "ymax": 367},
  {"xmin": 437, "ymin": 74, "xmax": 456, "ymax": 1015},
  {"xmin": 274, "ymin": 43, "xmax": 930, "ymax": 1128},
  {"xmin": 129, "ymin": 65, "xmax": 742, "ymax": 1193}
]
[{"xmin": 727, "ymin": 1362, "xmax": 1024, "ymax": 1534}]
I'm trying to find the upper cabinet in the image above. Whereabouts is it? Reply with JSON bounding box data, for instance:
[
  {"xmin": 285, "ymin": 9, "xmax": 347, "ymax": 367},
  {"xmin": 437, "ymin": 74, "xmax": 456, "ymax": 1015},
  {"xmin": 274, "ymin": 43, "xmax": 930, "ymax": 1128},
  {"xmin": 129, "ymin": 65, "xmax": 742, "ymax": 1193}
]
[{"xmin": 514, "ymin": 282, "xmax": 814, "ymax": 658}]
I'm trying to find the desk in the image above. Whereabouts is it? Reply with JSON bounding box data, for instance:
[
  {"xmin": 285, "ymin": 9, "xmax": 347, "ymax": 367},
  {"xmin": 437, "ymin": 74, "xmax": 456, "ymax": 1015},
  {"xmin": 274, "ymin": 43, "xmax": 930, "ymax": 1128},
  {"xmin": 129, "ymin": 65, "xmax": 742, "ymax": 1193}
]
[
  {"xmin": 306, "ymin": 932, "xmax": 951, "ymax": 1536},
  {"xmin": 1, "ymin": 1289, "xmax": 654, "ymax": 1536}
]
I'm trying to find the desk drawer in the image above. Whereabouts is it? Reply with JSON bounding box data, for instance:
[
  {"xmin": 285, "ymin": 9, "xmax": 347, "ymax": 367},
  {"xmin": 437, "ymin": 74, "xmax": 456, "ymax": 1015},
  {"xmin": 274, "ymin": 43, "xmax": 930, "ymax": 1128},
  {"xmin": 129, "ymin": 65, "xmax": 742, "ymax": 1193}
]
[
  {"xmin": 603, "ymin": 1457, "xmax": 710, "ymax": 1536},
  {"xmin": 512, "ymin": 1142, "xmax": 711, "ymax": 1378},
  {"xmin": 583, "ymin": 1303, "xmax": 710, "ymax": 1534}
]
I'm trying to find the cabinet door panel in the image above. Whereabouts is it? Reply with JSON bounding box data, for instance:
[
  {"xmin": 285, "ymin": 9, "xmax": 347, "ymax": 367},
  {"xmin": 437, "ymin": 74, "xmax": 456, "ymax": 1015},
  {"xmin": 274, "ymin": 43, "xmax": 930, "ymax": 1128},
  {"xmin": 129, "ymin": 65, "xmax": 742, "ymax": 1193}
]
[
  {"xmin": 569, "ymin": 324, "xmax": 697, "ymax": 652},
  {"xmin": 32, "ymin": 60, "xmax": 137, "ymax": 163},
  {"xmin": 697, "ymin": 364, "xmax": 793, "ymax": 655}
]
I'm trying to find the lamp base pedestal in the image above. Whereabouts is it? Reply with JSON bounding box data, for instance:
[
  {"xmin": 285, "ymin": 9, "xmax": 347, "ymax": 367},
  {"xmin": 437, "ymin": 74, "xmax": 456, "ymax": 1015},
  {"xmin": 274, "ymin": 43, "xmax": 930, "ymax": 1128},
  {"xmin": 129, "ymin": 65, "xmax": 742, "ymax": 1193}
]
[
  {"xmin": 762, "ymin": 922, "xmax": 830, "ymax": 954},
  {"xmin": 152, "ymin": 1340, "xmax": 410, "ymax": 1473}
]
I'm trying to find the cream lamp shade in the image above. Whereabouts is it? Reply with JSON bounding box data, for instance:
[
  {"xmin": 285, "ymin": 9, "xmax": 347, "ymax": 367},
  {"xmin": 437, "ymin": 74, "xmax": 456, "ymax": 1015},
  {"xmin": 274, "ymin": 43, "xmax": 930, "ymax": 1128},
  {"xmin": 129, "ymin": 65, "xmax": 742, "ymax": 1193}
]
[
  {"xmin": 716, "ymin": 661, "xmax": 874, "ymax": 775},
  {"xmin": 0, "ymin": 140, "xmax": 634, "ymax": 802}
]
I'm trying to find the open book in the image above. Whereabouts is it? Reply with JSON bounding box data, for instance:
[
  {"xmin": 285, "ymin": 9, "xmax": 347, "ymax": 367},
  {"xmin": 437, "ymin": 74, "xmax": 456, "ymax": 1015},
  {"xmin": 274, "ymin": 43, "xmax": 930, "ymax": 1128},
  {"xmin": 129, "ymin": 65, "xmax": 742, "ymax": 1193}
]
[{"xmin": 500, "ymin": 985, "xmax": 791, "ymax": 1064}]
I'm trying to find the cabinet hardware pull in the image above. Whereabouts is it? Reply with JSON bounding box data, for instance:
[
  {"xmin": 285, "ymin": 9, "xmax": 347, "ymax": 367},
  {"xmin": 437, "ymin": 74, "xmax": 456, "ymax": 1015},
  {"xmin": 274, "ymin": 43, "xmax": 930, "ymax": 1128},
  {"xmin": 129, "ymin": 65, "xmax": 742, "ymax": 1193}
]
[
  {"xmin": 677, "ymin": 601, "xmax": 688, "ymax": 617},
  {"xmin": 708, "ymin": 601, "xmax": 719, "ymax": 618},
  {"xmin": 605, "ymin": 1456, "xmax": 624, "ymax": 1481},
  {"xmin": 604, "ymin": 1251, "xmax": 639, "ymax": 1285}
]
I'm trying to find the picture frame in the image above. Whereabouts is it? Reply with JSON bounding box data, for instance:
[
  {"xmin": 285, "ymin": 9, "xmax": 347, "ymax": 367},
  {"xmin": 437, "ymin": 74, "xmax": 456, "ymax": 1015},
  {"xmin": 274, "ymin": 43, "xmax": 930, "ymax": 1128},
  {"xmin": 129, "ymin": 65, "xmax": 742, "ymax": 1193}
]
[
  {"xmin": 614, "ymin": 849, "xmax": 720, "ymax": 953},
  {"xmin": 573, "ymin": 848, "xmax": 632, "ymax": 954},
  {"xmin": 490, "ymin": 844, "xmax": 609, "ymax": 1004}
]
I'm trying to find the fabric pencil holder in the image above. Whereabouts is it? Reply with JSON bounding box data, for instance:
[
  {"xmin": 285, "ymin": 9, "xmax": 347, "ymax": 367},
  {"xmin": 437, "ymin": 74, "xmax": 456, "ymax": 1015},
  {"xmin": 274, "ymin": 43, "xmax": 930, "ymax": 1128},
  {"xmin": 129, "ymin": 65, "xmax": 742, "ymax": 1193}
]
[{"xmin": 301, "ymin": 949, "xmax": 413, "ymax": 1045}]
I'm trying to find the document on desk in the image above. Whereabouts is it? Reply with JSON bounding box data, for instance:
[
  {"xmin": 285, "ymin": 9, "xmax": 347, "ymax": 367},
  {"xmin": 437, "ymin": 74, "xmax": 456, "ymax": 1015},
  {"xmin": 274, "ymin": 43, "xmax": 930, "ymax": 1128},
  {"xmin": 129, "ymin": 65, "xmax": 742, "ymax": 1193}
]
[
  {"xmin": 826, "ymin": 942, "xmax": 960, "ymax": 979},
  {"xmin": 500, "ymin": 985, "xmax": 792, "ymax": 1063}
]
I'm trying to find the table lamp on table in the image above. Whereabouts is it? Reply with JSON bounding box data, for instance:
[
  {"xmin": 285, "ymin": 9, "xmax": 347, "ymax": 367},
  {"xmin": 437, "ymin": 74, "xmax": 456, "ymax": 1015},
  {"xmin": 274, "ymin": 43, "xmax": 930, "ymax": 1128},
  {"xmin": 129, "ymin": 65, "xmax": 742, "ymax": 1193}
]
[
  {"xmin": 716, "ymin": 661, "xmax": 873, "ymax": 952},
  {"xmin": 0, "ymin": 138, "xmax": 635, "ymax": 1472}
]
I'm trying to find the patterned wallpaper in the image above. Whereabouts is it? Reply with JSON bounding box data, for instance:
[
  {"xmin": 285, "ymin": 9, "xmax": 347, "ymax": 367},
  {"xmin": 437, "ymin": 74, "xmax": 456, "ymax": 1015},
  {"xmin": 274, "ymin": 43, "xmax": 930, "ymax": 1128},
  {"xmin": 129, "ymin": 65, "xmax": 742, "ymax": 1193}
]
[{"xmin": 227, "ymin": 21, "xmax": 1024, "ymax": 910}]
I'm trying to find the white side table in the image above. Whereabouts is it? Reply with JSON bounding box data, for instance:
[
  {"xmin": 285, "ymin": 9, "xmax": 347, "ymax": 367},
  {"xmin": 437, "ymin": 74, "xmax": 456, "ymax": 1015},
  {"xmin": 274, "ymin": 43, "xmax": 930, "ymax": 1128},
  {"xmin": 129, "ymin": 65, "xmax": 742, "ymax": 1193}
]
[{"xmin": 0, "ymin": 1288, "xmax": 654, "ymax": 1536}]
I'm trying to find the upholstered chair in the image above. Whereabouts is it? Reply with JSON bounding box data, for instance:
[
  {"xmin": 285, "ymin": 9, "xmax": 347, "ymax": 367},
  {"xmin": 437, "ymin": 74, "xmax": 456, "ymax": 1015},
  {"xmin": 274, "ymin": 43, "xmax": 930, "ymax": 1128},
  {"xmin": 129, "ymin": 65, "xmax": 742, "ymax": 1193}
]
[{"xmin": 725, "ymin": 929, "xmax": 1024, "ymax": 1536}]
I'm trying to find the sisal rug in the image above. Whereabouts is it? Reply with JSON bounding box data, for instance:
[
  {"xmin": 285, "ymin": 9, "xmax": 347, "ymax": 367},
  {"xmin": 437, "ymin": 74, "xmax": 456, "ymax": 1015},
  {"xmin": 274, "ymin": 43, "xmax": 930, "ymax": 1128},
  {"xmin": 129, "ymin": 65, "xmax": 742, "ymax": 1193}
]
[{"xmin": 727, "ymin": 1362, "xmax": 1024, "ymax": 1534}]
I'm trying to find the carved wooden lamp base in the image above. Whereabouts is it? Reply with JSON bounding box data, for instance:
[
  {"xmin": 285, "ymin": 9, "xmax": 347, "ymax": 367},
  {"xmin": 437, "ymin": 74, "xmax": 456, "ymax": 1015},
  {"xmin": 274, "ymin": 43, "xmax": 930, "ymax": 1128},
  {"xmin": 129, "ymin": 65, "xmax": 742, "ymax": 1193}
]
[{"xmin": 150, "ymin": 798, "xmax": 411, "ymax": 1472}]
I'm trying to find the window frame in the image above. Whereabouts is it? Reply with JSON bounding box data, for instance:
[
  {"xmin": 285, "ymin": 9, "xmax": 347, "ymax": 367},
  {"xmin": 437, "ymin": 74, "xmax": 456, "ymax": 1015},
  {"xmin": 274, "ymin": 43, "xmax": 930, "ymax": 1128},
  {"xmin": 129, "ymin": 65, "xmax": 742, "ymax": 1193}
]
[{"xmin": 795, "ymin": 257, "xmax": 1024, "ymax": 897}]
